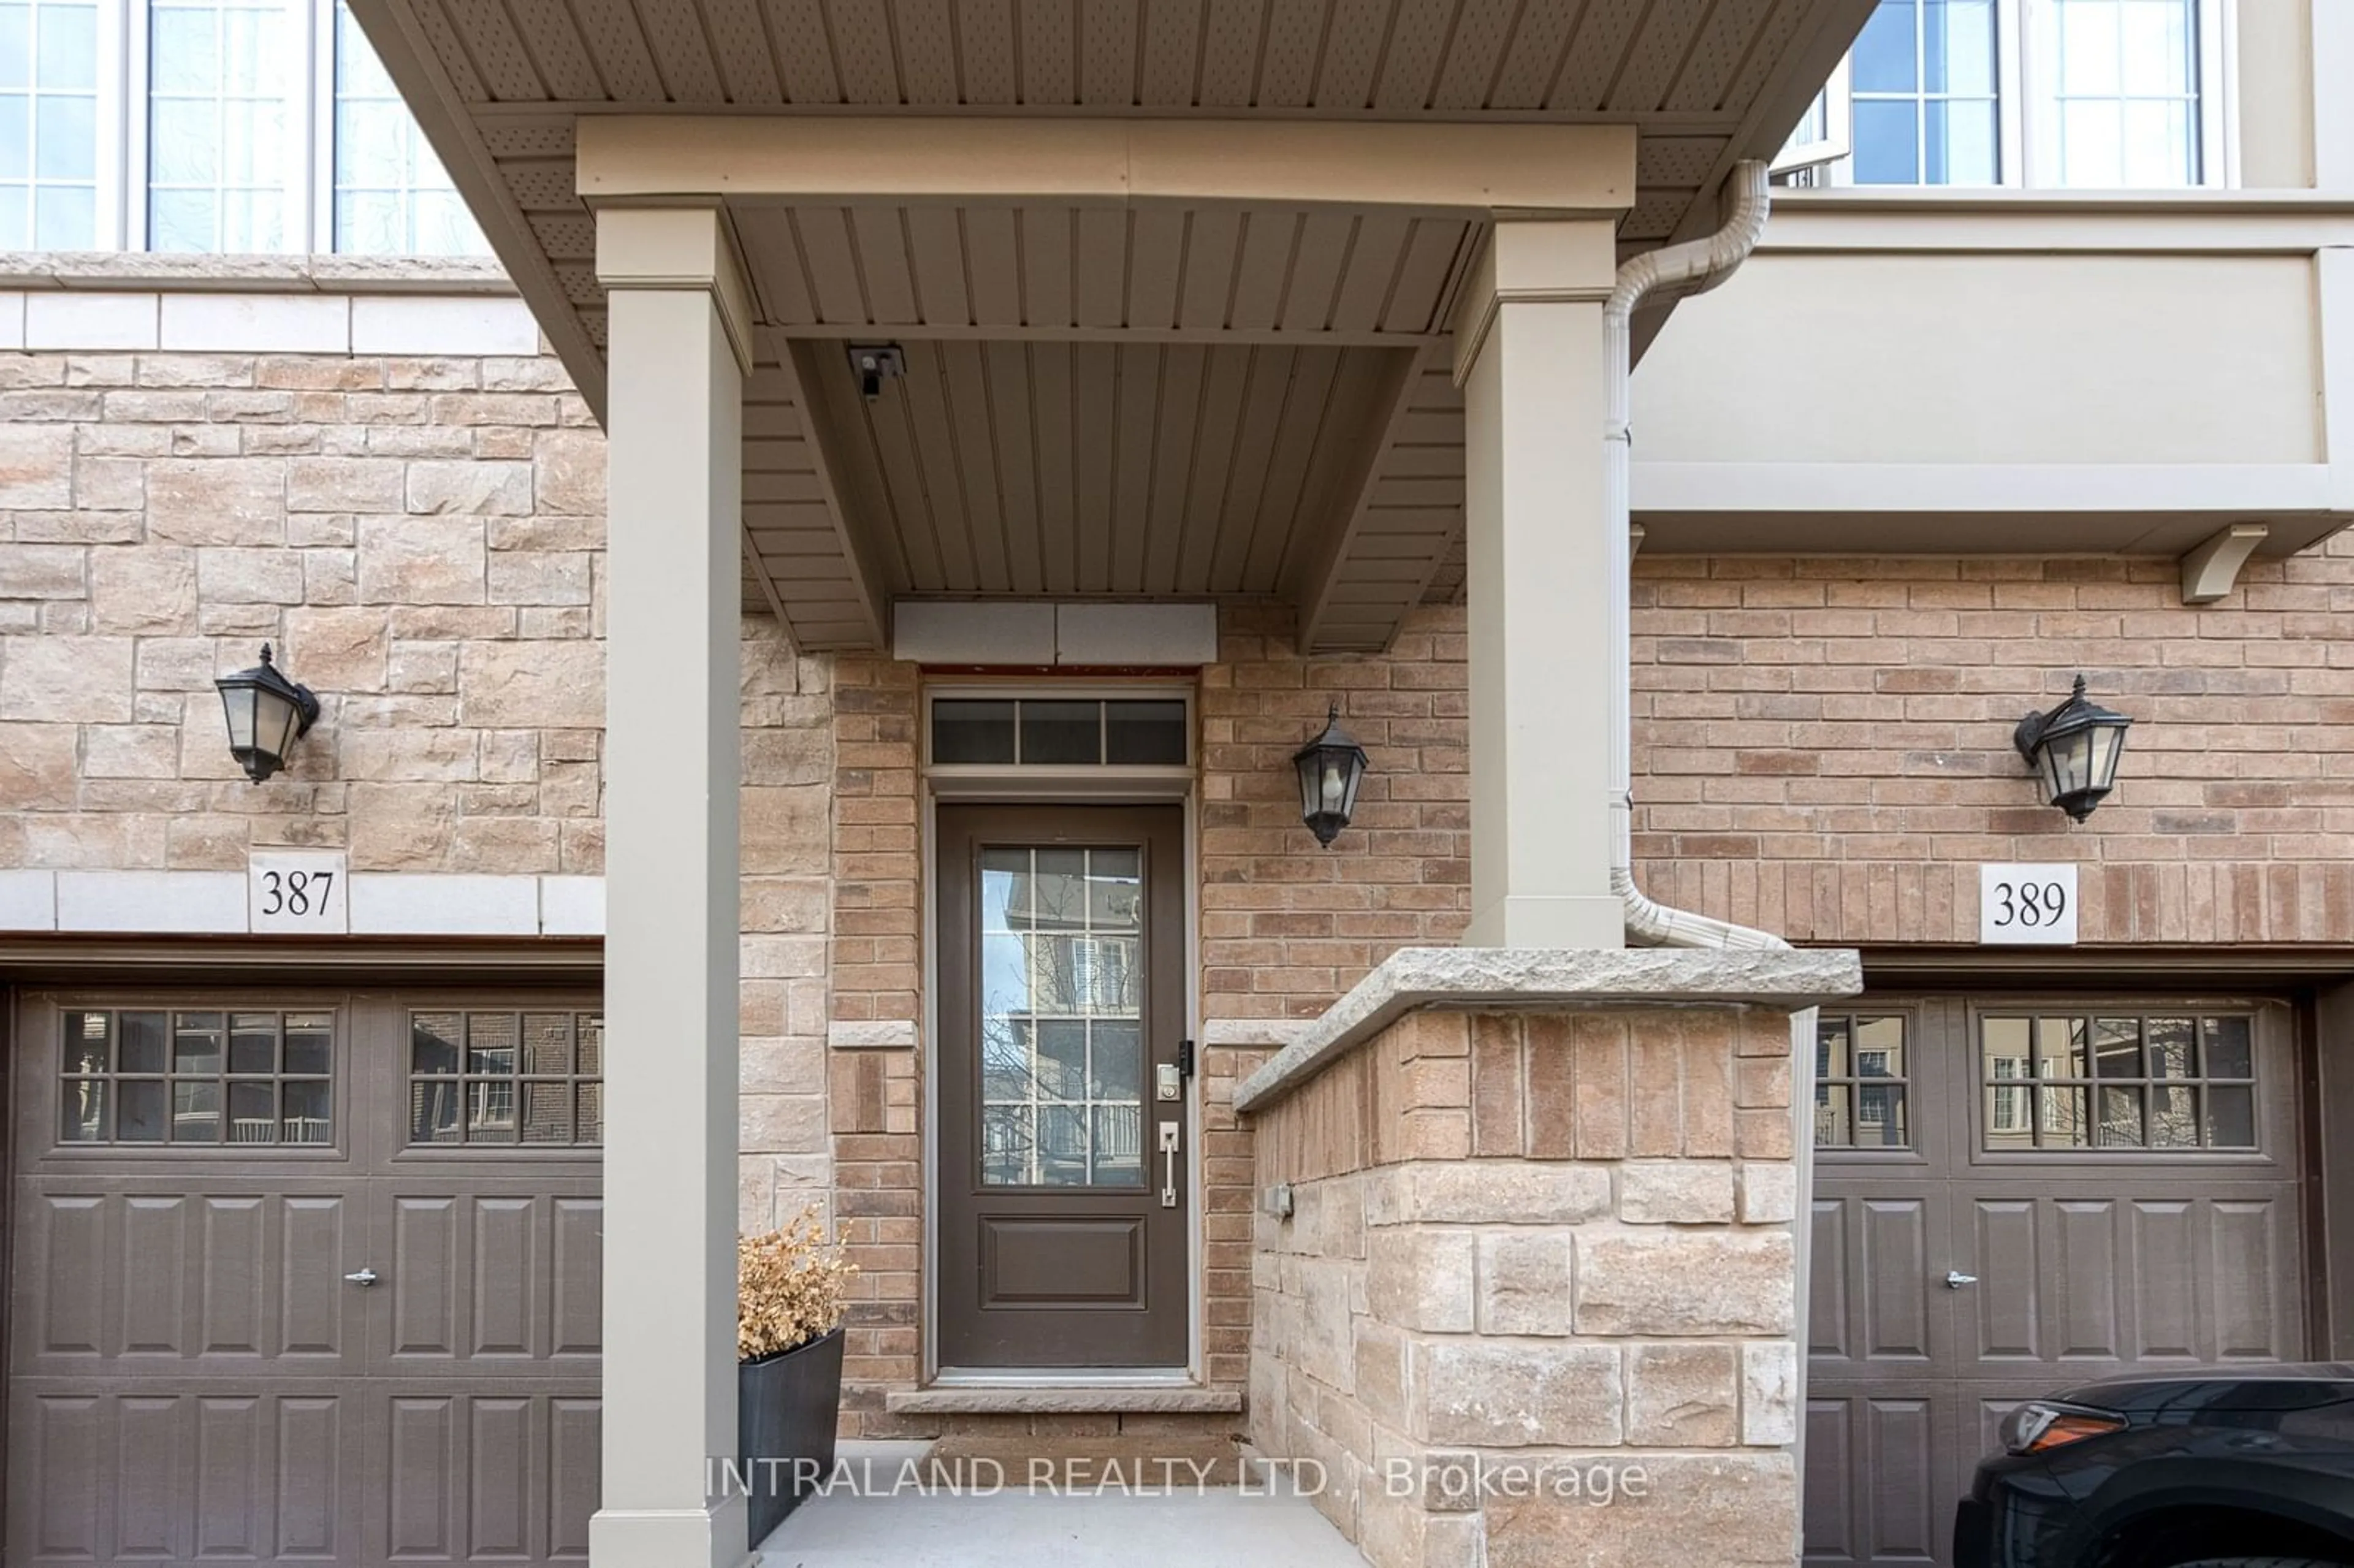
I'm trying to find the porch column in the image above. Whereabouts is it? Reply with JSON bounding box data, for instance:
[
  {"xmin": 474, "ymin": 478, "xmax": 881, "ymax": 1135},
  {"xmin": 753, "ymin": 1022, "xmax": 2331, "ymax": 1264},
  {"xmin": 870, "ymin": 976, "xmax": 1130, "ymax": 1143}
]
[
  {"xmin": 590, "ymin": 206, "xmax": 753, "ymax": 1568},
  {"xmin": 1453, "ymin": 221, "xmax": 1625, "ymax": 950}
]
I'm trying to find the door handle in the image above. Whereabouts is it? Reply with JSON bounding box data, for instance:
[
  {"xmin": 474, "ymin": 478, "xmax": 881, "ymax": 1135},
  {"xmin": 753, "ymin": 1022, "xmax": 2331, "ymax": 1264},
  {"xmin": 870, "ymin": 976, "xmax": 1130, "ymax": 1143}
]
[
  {"xmin": 343, "ymin": 1266, "xmax": 379, "ymax": 1287},
  {"xmin": 1157, "ymin": 1121, "xmax": 1180, "ymax": 1209},
  {"xmin": 1944, "ymin": 1270, "xmax": 1978, "ymax": 1289}
]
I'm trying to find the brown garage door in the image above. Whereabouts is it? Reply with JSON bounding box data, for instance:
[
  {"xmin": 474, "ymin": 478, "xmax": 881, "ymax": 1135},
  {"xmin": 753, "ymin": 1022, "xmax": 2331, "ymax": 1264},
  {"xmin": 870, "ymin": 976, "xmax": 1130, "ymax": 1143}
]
[
  {"xmin": 1803, "ymin": 995, "xmax": 2306, "ymax": 1566},
  {"xmin": 6, "ymin": 990, "xmax": 602, "ymax": 1566}
]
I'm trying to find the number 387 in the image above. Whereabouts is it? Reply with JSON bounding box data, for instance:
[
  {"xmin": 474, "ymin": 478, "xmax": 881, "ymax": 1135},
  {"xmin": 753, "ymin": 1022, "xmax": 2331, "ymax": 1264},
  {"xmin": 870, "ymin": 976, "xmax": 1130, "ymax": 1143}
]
[
  {"xmin": 259, "ymin": 869, "xmax": 334, "ymax": 917},
  {"xmin": 1990, "ymin": 879, "xmax": 2066, "ymax": 928}
]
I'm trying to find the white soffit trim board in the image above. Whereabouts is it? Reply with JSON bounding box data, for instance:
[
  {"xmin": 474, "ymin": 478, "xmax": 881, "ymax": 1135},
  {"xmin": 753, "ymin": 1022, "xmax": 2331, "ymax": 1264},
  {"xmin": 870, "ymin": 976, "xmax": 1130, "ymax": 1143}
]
[
  {"xmin": 0, "ymin": 870, "xmax": 58, "ymax": 931},
  {"xmin": 349, "ymin": 874, "xmax": 544, "ymax": 936},
  {"xmin": 7, "ymin": 288, "xmax": 539, "ymax": 357},
  {"xmin": 56, "ymin": 871, "xmax": 245, "ymax": 934},
  {"xmin": 0, "ymin": 872, "xmax": 605, "ymax": 937},
  {"xmin": 893, "ymin": 601, "xmax": 1218, "ymax": 666},
  {"xmin": 539, "ymin": 875, "xmax": 608, "ymax": 937},
  {"xmin": 1057, "ymin": 604, "xmax": 1219, "ymax": 666},
  {"xmin": 894, "ymin": 601, "xmax": 1057, "ymax": 665},
  {"xmin": 1634, "ymin": 461, "xmax": 2339, "ymax": 519}
]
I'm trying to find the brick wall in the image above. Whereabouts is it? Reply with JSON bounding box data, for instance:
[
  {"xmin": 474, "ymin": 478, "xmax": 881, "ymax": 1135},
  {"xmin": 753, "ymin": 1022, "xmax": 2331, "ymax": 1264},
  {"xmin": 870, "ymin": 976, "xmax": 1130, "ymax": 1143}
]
[
  {"xmin": 1629, "ymin": 544, "xmax": 2354, "ymax": 945},
  {"xmin": 1199, "ymin": 601, "xmax": 1472, "ymax": 1025}
]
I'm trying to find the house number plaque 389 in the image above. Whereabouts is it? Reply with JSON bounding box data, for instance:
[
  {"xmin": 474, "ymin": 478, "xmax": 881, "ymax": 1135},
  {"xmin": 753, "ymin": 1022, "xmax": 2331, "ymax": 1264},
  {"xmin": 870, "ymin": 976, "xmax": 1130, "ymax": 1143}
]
[{"xmin": 1978, "ymin": 863, "xmax": 2078, "ymax": 946}]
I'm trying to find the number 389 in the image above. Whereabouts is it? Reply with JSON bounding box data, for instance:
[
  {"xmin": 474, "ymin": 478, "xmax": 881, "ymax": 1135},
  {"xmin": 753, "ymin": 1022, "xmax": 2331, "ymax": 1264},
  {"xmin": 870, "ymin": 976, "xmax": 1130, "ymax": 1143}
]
[{"xmin": 1991, "ymin": 879, "xmax": 2066, "ymax": 928}]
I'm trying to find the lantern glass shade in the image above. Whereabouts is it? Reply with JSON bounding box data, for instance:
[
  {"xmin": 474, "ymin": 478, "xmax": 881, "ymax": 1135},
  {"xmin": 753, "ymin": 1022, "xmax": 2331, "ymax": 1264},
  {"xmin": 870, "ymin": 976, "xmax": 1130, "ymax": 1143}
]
[
  {"xmin": 214, "ymin": 645, "xmax": 319, "ymax": 785},
  {"xmin": 1292, "ymin": 706, "xmax": 1369, "ymax": 847},
  {"xmin": 2015, "ymin": 676, "xmax": 2131, "ymax": 822}
]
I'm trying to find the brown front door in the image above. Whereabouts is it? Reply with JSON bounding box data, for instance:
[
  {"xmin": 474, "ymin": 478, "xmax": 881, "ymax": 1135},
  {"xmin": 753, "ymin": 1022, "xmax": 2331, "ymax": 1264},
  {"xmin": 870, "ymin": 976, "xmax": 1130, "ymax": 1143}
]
[
  {"xmin": 937, "ymin": 805, "xmax": 1189, "ymax": 1368},
  {"xmin": 1804, "ymin": 996, "xmax": 2306, "ymax": 1566},
  {"xmin": 7, "ymin": 990, "xmax": 602, "ymax": 1566}
]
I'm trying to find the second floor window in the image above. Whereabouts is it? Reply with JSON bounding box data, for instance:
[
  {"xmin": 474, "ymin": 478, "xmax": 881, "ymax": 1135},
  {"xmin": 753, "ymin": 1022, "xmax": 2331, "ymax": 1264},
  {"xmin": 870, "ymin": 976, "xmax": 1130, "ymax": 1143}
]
[
  {"xmin": 4, "ymin": 0, "xmax": 486, "ymax": 256},
  {"xmin": 0, "ymin": 0, "xmax": 102, "ymax": 249},
  {"xmin": 1783, "ymin": 0, "xmax": 2226, "ymax": 191}
]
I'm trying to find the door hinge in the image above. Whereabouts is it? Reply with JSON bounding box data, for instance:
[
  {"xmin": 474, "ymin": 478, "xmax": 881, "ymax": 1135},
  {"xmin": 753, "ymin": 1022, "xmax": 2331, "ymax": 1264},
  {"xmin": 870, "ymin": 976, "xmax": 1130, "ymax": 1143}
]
[{"xmin": 1177, "ymin": 1038, "xmax": 1195, "ymax": 1078}]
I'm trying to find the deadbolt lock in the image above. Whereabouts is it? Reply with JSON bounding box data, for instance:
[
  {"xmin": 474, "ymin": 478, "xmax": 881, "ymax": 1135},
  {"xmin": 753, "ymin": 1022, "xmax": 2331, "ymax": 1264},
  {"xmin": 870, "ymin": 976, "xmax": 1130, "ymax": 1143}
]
[{"xmin": 1156, "ymin": 1063, "xmax": 1182, "ymax": 1102}]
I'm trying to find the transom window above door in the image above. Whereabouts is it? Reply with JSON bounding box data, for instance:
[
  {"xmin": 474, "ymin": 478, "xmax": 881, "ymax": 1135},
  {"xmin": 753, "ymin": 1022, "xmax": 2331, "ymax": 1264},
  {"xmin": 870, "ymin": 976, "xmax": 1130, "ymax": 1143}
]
[
  {"xmin": 930, "ymin": 696, "xmax": 1189, "ymax": 769},
  {"xmin": 1981, "ymin": 1010, "xmax": 2256, "ymax": 1151},
  {"xmin": 58, "ymin": 1007, "xmax": 332, "ymax": 1146}
]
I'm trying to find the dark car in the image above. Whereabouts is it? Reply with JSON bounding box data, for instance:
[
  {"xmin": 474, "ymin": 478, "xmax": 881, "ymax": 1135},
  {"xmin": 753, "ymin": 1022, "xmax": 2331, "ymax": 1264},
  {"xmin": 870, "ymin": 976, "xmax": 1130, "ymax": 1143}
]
[{"xmin": 1954, "ymin": 1364, "xmax": 2354, "ymax": 1567}]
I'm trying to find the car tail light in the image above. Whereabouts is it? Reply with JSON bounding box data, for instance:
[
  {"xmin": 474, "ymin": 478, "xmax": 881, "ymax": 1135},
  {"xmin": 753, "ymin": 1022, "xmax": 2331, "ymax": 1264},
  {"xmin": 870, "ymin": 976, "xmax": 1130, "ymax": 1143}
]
[{"xmin": 2002, "ymin": 1401, "xmax": 2128, "ymax": 1455}]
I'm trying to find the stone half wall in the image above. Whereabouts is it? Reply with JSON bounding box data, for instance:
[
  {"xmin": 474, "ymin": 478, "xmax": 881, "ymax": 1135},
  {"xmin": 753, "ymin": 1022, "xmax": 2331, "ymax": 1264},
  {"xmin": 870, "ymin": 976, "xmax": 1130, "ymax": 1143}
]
[{"xmin": 1243, "ymin": 968, "xmax": 1842, "ymax": 1568}]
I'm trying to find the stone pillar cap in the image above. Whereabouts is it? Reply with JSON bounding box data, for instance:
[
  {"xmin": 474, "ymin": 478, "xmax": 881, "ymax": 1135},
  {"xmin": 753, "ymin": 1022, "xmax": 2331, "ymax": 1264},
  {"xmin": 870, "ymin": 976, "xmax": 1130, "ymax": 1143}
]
[{"xmin": 1232, "ymin": 946, "xmax": 1862, "ymax": 1116}]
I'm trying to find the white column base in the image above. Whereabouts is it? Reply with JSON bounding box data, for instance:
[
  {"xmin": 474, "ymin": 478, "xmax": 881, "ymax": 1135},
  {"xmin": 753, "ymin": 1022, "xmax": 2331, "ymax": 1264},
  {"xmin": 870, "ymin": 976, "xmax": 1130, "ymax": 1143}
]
[
  {"xmin": 588, "ymin": 1503, "xmax": 753, "ymax": 1568},
  {"xmin": 1461, "ymin": 893, "xmax": 1625, "ymax": 950}
]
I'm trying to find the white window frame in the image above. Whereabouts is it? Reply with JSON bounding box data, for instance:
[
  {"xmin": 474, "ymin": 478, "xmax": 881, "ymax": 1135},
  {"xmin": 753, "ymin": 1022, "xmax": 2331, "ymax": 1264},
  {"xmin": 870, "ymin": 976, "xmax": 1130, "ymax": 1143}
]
[
  {"xmin": 1819, "ymin": 0, "xmax": 2236, "ymax": 190},
  {"xmin": 2021, "ymin": 0, "xmax": 2233, "ymax": 188},
  {"xmin": 124, "ymin": 0, "xmax": 313, "ymax": 253},
  {"xmin": 2, "ymin": 0, "xmax": 132, "ymax": 249}
]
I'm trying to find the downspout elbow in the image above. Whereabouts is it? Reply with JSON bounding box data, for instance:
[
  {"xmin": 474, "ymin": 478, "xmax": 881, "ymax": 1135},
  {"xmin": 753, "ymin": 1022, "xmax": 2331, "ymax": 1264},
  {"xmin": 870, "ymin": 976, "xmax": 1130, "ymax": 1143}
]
[{"xmin": 1608, "ymin": 161, "xmax": 1786, "ymax": 951}]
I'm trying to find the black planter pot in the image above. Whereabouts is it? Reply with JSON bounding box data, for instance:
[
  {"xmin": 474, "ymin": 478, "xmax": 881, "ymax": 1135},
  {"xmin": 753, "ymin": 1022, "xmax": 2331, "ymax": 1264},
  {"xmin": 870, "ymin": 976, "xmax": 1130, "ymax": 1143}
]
[{"xmin": 737, "ymin": 1326, "xmax": 845, "ymax": 1547}]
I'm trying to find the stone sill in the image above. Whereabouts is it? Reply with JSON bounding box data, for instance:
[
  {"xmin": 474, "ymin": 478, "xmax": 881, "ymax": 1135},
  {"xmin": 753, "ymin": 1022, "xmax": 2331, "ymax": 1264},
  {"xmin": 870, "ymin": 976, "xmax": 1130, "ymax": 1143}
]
[
  {"xmin": 885, "ymin": 1386, "xmax": 1243, "ymax": 1416},
  {"xmin": 1232, "ymin": 946, "xmax": 1864, "ymax": 1116},
  {"xmin": 0, "ymin": 251, "xmax": 517, "ymax": 295}
]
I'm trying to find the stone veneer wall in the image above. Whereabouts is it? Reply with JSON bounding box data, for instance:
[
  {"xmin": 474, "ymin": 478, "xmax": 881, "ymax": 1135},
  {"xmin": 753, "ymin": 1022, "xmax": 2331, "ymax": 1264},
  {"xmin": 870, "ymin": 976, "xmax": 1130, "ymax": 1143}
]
[
  {"xmin": 1249, "ymin": 1005, "xmax": 1807, "ymax": 1568},
  {"xmin": 0, "ymin": 338, "xmax": 837, "ymax": 1244}
]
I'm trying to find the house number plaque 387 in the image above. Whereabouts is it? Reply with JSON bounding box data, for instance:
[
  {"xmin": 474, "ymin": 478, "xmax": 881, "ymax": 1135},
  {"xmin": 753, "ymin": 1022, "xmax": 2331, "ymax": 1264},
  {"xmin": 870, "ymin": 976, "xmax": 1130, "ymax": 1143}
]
[{"xmin": 249, "ymin": 851, "xmax": 350, "ymax": 934}]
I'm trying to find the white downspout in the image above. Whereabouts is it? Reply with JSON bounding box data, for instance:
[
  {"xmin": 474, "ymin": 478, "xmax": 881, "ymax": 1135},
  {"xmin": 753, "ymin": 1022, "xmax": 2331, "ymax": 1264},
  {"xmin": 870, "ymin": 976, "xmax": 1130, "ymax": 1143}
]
[{"xmin": 1605, "ymin": 161, "xmax": 1788, "ymax": 951}]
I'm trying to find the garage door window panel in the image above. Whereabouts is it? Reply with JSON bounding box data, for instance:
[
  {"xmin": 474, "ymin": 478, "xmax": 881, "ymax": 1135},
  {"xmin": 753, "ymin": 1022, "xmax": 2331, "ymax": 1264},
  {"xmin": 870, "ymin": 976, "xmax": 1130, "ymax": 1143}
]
[
  {"xmin": 1980, "ymin": 1010, "xmax": 2258, "ymax": 1152},
  {"xmin": 409, "ymin": 1008, "xmax": 603, "ymax": 1148},
  {"xmin": 58, "ymin": 1007, "xmax": 332, "ymax": 1147}
]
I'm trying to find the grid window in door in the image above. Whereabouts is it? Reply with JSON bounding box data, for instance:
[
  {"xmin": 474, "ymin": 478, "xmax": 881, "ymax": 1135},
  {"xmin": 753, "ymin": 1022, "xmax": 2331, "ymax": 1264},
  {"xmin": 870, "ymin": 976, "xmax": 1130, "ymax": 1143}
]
[
  {"xmin": 977, "ymin": 847, "xmax": 1146, "ymax": 1187},
  {"xmin": 58, "ymin": 1007, "xmax": 332, "ymax": 1146},
  {"xmin": 1815, "ymin": 1014, "xmax": 1910, "ymax": 1148},
  {"xmin": 409, "ymin": 1010, "xmax": 603, "ymax": 1147},
  {"xmin": 1980, "ymin": 1011, "xmax": 2255, "ymax": 1151}
]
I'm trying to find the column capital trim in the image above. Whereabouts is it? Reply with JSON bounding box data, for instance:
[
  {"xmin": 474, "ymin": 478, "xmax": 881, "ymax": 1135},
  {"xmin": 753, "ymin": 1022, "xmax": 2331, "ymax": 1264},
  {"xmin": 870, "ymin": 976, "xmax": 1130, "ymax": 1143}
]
[
  {"xmin": 1448, "ymin": 218, "xmax": 1622, "ymax": 385},
  {"xmin": 595, "ymin": 205, "xmax": 756, "ymax": 377}
]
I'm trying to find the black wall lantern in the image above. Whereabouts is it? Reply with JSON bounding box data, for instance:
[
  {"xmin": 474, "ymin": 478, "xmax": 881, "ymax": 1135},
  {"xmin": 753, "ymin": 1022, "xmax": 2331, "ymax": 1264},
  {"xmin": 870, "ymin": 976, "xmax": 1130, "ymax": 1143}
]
[
  {"xmin": 1293, "ymin": 703, "xmax": 1369, "ymax": 848},
  {"xmin": 214, "ymin": 644, "xmax": 319, "ymax": 785},
  {"xmin": 2014, "ymin": 674, "xmax": 2132, "ymax": 823}
]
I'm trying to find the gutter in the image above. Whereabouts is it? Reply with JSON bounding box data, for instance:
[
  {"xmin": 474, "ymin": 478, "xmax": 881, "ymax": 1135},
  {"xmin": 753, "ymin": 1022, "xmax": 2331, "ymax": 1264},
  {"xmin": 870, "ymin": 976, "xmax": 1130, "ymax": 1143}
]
[{"xmin": 1604, "ymin": 160, "xmax": 1789, "ymax": 952}]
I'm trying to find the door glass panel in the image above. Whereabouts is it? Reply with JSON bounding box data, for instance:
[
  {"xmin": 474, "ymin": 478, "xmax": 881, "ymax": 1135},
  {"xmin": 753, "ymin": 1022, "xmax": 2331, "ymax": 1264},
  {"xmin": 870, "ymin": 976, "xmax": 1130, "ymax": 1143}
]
[
  {"xmin": 173, "ymin": 1079, "xmax": 220, "ymax": 1142},
  {"xmin": 405, "ymin": 1008, "xmax": 604, "ymax": 1147},
  {"xmin": 977, "ymin": 845, "xmax": 1149, "ymax": 1187},
  {"xmin": 2092, "ymin": 1018, "xmax": 2140, "ymax": 1078}
]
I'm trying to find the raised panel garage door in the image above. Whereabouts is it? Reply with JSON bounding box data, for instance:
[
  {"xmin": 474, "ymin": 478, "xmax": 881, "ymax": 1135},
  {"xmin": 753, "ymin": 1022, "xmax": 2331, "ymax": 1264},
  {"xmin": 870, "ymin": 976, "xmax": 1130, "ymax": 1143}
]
[
  {"xmin": 1801, "ymin": 996, "xmax": 2306, "ymax": 1567},
  {"xmin": 7, "ymin": 991, "xmax": 602, "ymax": 1567}
]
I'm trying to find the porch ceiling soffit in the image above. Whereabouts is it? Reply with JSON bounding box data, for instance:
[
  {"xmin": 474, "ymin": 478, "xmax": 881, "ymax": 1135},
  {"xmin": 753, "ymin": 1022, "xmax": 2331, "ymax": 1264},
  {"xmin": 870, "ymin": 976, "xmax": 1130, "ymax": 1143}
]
[
  {"xmin": 345, "ymin": 0, "xmax": 1875, "ymax": 400},
  {"xmin": 347, "ymin": 0, "xmax": 1875, "ymax": 653},
  {"xmin": 785, "ymin": 327, "xmax": 1411, "ymax": 603}
]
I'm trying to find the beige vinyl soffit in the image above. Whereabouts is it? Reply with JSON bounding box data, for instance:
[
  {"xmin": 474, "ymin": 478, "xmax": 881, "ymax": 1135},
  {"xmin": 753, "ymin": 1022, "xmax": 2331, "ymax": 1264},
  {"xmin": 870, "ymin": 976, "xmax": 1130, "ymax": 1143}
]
[{"xmin": 574, "ymin": 118, "xmax": 1637, "ymax": 218}]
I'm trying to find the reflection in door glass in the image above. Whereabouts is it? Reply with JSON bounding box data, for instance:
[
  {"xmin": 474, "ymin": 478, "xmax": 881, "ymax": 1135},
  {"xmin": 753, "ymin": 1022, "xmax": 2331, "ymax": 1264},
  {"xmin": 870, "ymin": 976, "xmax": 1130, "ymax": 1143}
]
[{"xmin": 977, "ymin": 845, "xmax": 1146, "ymax": 1186}]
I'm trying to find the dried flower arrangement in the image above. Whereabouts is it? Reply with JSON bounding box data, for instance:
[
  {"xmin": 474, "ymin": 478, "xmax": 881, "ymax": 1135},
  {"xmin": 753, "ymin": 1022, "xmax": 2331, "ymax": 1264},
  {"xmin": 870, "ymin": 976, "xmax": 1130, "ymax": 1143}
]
[{"xmin": 737, "ymin": 1207, "xmax": 858, "ymax": 1364}]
